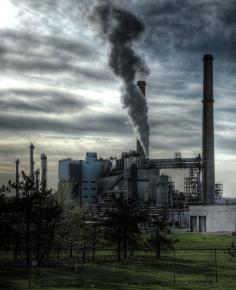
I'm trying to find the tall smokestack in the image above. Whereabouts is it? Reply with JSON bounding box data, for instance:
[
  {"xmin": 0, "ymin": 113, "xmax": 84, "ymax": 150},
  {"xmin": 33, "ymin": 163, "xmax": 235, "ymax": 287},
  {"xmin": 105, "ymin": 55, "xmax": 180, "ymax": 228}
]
[
  {"xmin": 15, "ymin": 158, "xmax": 20, "ymax": 198},
  {"xmin": 41, "ymin": 153, "xmax": 47, "ymax": 192},
  {"xmin": 202, "ymin": 54, "xmax": 215, "ymax": 204},
  {"xmin": 29, "ymin": 143, "xmax": 35, "ymax": 182}
]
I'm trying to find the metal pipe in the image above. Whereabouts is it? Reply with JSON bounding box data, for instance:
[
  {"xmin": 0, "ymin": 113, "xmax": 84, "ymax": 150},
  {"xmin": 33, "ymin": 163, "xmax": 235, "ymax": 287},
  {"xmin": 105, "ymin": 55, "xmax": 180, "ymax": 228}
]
[
  {"xmin": 15, "ymin": 158, "xmax": 20, "ymax": 198},
  {"xmin": 202, "ymin": 54, "xmax": 215, "ymax": 204},
  {"xmin": 41, "ymin": 153, "xmax": 47, "ymax": 192},
  {"xmin": 29, "ymin": 143, "xmax": 35, "ymax": 182}
]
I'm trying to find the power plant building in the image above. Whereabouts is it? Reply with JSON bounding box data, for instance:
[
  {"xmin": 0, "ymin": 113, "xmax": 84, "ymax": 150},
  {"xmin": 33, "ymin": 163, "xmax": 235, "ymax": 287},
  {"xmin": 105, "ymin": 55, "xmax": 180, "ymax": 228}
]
[
  {"xmin": 97, "ymin": 151, "xmax": 169, "ymax": 206},
  {"xmin": 58, "ymin": 153, "xmax": 103, "ymax": 203}
]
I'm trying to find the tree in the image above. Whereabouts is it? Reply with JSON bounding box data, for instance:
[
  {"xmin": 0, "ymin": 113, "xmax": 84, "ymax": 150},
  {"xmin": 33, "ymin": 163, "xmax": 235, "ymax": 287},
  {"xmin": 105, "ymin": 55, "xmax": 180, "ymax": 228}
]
[
  {"xmin": 103, "ymin": 193, "xmax": 147, "ymax": 261},
  {"xmin": 0, "ymin": 172, "xmax": 63, "ymax": 267},
  {"xmin": 55, "ymin": 206, "xmax": 87, "ymax": 258},
  {"xmin": 148, "ymin": 213, "xmax": 175, "ymax": 259},
  {"xmin": 0, "ymin": 192, "xmax": 25, "ymax": 261}
]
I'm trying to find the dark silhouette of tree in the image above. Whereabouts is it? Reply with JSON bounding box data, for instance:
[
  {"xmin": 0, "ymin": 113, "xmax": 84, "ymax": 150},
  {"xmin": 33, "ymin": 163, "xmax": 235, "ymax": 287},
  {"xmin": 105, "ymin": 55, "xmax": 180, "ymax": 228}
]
[
  {"xmin": 148, "ymin": 213, "xmax": 175, "ymax": 259},
  {"xmin": 0, "ymin": 172, "xmax": 62, "ymax": 267},
  {"xmin": 103, "ymin": 193, "xmax": 147, "ymax": 261}
]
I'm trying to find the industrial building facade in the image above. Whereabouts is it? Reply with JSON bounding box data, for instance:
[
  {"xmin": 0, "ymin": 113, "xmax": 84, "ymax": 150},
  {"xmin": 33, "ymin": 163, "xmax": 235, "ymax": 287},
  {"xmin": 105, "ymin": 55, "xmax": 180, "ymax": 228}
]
[
  {"xmin": 58, "ymin": 153, "xmax": 103, "ymax": 203},
  {"xmin": 58, "ymin": 150, "xmax": 169, "ymax": 206}
]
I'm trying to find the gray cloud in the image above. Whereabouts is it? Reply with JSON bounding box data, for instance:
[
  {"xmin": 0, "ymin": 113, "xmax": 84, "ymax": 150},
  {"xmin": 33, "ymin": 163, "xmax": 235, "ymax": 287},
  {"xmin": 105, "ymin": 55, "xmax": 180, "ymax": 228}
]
[
  {"xmin": 0, "ymin": 88, "xmax": 88, "ymax": 113},
  {"xmin": 0, "ymin": 29, "xmax": 113, "ymax": 84},
  {"xmin": 0, "ymin": 113, "xmax": 131, "ymax": 136}
]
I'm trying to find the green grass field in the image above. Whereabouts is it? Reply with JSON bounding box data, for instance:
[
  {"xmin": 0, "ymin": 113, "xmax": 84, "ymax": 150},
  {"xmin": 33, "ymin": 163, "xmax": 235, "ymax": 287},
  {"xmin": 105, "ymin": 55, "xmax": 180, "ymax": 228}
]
[{"xmin": 0, "ymin": 233, "xmax": 236, "ymax": 290}]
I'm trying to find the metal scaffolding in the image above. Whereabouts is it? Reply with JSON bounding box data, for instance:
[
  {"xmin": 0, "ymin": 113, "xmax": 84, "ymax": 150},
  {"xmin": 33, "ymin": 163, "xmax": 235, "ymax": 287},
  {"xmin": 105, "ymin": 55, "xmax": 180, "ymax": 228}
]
[
  {"xmin": 147, "ymin": 153, "xmax": 202, "ymax": 204},
  {"xmin": 184, "ymin": 167, "xmax": 201, "ymax": 203},
  {"xmin": 215, "ymin": 183, "xmax": 223, "ymax": 199},
  {"xmin": 147, "ymin": 154, "xmax": 202, "ymax": 170}
]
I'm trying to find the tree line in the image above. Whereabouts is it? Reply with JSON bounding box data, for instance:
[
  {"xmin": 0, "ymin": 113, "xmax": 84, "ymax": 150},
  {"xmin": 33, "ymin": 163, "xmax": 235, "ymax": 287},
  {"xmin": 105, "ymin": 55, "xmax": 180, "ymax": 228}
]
[{"xmin": 0, "ymin": 173, "xmax": 174, "ymax": 267}]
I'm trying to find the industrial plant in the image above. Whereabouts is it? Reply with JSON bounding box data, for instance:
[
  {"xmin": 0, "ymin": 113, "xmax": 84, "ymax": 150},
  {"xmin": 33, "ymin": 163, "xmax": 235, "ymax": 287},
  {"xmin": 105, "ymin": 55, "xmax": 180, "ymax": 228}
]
[
  {"xmin": 9, "ymin": 55, "xmax": 236, "ymax": 234},
  {"xmin": 57, "ymin": 54, "xmax": 236, "ymax": 233}
]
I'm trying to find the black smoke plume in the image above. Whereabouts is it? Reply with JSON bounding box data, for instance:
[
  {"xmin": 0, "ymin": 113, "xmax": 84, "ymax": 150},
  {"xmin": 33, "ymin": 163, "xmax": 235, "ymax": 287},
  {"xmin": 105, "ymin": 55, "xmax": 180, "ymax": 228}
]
[{"xmin": 93, "ymin": 1, "xmax": 150, "ymax": 157}]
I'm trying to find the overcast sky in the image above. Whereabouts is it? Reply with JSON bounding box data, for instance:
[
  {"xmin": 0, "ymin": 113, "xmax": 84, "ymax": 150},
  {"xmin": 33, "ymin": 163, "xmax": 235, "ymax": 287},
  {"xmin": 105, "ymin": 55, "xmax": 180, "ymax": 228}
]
[{"xmin": 0, "ymin": 0, "xmax": 235, "ymax": 197}]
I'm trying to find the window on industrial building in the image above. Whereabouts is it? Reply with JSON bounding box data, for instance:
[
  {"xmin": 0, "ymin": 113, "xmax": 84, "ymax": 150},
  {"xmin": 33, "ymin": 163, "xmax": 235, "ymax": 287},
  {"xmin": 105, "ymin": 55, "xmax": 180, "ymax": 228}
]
[
  {"xmin": 83, "ymin": 181, "xmax": 88, "ymax": 183},
  {"xmin": 92, "ymin": 188, "xmax": 96, "ymax": 190},
  {"xmin": 91, "ymin": 181, "xmax": 96, "ymax": 183},
  {"xmin": 83, "ymin": 195, "xmax": 88, "ymax": 198},
  {"xmin": 83, "ymin": 188, "xmax": 87, "ymax": 190}
]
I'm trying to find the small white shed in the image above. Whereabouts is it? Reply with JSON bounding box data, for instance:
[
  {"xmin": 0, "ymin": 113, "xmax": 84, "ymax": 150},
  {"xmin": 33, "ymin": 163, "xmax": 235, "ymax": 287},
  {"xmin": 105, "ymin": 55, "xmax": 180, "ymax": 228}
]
[{"xmin": 189, "ymin": 205, "xmax": 236, "ymax": 233}]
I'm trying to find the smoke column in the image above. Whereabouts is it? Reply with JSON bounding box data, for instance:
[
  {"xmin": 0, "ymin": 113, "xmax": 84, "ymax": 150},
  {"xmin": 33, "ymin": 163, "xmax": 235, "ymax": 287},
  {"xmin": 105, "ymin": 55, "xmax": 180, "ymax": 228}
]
[{"xmin": 93, "ymin": 1, "xmax": 150, "ymax": 157}]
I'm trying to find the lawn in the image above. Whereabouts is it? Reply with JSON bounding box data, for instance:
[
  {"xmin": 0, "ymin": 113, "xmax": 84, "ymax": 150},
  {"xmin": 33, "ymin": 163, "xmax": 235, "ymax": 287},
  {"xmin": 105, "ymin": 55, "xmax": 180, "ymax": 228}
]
[{"xmin": 0, "ymin": 233, "xmax": 235, "ymax": 290}]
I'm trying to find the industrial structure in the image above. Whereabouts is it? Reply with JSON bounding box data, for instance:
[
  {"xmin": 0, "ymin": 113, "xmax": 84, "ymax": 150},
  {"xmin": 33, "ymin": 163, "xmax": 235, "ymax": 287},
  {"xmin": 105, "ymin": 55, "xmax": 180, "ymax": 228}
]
[
  {"xmin": 49, "ymin": 54, "xmax": 236, "ymax": 232},
  {"xmin": 14, "ymin": 144, "xmax": 48, "ymax": 196},
  {"xmin": 15, "ymin": 158, "xmax": 20, "ymax": 198},
  {"xmin": 29, "ymin": 143, "xmax": 35, "ymax": 182},
  {"xmin": 9, "ymin": 54, "xmax": 235, "ymax": 232},
  {"xmin": 202, "ymin": 54, "xmax": 215, "ymax": 204},
  {"xmin": 41, "ymin": 153, "xmax": 48, "ymax": 192},
  {"xmin": 57, "ymin": 54, "xmax": 236, "ymax": 232},
  {"xmin": 58, "ymin": 153, "xmax": 104, "ymax": 203},
  {"xmin": 58, "ymin": 55, "xmax": 221, "ymax": 210}
]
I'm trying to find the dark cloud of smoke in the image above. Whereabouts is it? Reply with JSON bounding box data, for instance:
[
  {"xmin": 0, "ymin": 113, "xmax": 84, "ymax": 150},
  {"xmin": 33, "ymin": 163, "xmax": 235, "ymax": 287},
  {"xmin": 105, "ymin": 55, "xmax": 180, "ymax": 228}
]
[{"xmin": 93, "ymin": 0, "xmax": 150, "ymax": 156}]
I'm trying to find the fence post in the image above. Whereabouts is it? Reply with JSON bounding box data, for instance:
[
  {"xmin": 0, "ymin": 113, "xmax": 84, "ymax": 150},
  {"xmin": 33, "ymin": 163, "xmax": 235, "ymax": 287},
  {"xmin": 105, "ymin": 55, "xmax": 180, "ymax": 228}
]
[
  {"xmin": 173, "ymin": 248, "xmax": 176, "ymax": 284},
  {"xmin": 81, "ymin": 249, "xmax": 84, "ymax": 286},
  {"xmin": 215, "ymin": 248, "xmax": 218, "ymax": 283},
  {"xmin": 92, "ymin": 229, "xmax": 96, "ymax": 262},
  {"xmin": 129, "ymin": 252, "xmax": 132, "ymax": 284},
  {"xmin": 27, "ymin": 268, "xmax": 32, "ymax": 289}
]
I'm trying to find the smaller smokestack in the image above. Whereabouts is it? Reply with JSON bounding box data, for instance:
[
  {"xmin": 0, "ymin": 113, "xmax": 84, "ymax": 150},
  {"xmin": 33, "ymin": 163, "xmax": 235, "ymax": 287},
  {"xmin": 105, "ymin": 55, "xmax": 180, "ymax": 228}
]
[
  {"xmin": 29, "ymin": 143, "xmax": 35, "ymax": 182},
  {"xmin": 41, "ymin": 153, "xmax": 47, "ymax": 192},
  {"xmin": 137, "ymin": 80, "xmax": 146, "ymax": 96},
  {"xmin": 136, "ymin": 80, "xmax": 149, "ymax": 158},
  {"xmin": 136, "ymin": 139, "xmax": 145, "ymax": 160},
  {"xmin": 15, "ymin": 158, "xmax": 20, "ymax": 198}
]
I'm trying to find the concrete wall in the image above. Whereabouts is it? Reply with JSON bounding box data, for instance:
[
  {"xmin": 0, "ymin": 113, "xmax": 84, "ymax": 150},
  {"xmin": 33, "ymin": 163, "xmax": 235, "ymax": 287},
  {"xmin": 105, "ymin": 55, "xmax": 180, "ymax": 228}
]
[{"xmin": 189, "ymin": 205, "xmax": 236, "ymax": 232}]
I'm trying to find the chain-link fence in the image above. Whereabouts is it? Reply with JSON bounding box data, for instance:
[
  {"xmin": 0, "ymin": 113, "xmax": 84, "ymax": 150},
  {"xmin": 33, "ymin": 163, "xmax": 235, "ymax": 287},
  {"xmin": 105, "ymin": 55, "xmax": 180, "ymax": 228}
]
[{"xmin": 0, "ymin": 247, "xmax": 236, "ymax": 289}]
